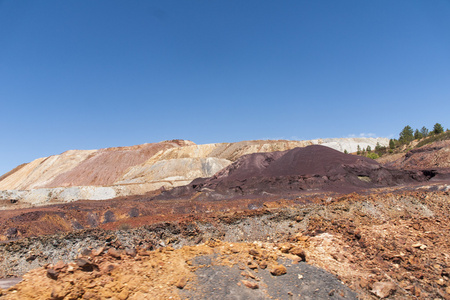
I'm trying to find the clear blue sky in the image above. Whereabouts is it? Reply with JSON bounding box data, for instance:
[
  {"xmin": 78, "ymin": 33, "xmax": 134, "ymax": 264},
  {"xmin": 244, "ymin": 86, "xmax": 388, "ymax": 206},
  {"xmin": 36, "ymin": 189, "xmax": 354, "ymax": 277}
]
[{"xmin": 1, "ymin": 0, "xmax": 449, "ymax": 175}]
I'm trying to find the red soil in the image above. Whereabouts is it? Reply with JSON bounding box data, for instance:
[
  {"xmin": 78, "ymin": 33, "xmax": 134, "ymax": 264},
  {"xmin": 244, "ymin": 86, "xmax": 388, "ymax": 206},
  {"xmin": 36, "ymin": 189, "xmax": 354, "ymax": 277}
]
[
  {"xmin": 44, "ymin": 140, "xmax": 190, "ymax": 187},
  {"xmin": 181, "ymin": 145, "xmax": 432, "ymax": 196}
]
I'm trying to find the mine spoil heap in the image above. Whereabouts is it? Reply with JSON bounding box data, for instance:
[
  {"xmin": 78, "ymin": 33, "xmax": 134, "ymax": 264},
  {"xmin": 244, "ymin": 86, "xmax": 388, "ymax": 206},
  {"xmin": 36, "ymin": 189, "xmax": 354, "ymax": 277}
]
[
  {"xmin": 0, "ymin": 142, "xmax": 450, "ymax": 299},
  {"xmin": 165, "ymin": 145, "xmax": 433, "ymax": 199}
]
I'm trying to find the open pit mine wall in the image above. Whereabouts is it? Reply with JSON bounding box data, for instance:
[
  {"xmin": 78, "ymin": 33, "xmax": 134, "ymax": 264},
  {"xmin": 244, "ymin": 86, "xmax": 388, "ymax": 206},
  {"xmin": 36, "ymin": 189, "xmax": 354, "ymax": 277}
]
[{"xmin": 0, "ymin": 138, "xmax": 388, "ymax": 205}]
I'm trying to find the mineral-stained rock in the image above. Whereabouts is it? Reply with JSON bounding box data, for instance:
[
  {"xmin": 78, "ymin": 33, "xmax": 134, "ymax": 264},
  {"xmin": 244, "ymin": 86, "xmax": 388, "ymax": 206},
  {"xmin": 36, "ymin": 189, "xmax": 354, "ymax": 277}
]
[
  {"xmin": 247, "ymin": 261, "xmax": 258, "ymax": 269},
  {"xmin": 107, "ymin": 248, "xmax": 122, "ymax": 259},
  {"xmin": 258, "ymin": 261, "xmax": 268, "ymax": 269},
  {"xmin": 241, "ymin": 280, "xmax": 259, "ymax": 289},
  {"xmin": 46, "ymin": 268, "xmax": 58, "ymax": 280},
  {"xmin": 270, "ymin": 264, "xmax": 287, "ymax": 276},
  {"xmin": 76, "ymin": 258, "xmax": 97, "ymax": 272},
  {"xmin": 53, "ymin": 261, "xmax": 65, "ymax": 271},
  {"xmin": 125, "ymin": 248, "xmax": 137, "ymax": 257},
  {"xmin": 175, "ymin": 277, "xmax": 188, "ymax": 289},
  {"xmin": 51, "ymin": 285, "xmax": 68, "ymax": 299},
  {"xmin": 91, "ymin": 247, "xmax": 104, "ymax": 257},
  {"xmin": 289, "ymin": 247, "xmax": 306, "ymax": 261}
]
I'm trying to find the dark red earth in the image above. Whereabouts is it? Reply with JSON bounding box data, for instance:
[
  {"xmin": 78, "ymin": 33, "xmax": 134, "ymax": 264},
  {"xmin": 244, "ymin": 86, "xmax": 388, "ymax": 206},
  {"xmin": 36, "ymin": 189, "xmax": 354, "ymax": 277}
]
[{"xmin": 163, "ymin": 145, "xmax": 435, "ymax": 198}]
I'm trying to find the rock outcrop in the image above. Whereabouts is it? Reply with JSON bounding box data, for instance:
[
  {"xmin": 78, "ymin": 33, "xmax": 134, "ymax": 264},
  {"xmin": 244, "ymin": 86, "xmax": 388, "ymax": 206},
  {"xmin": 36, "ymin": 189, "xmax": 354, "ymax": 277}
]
[
  {"xmin": 386, "ymin": 140, "xmax": 450, "ymax": 169},
  {"xmin": 0, "ymin": 138, "xmax": 388, "ymax": 205}
]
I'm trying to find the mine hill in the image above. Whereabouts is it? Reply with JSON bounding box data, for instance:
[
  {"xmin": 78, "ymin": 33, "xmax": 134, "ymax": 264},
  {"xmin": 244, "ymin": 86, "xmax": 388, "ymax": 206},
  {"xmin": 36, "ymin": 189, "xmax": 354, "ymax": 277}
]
[
  {"xmin": 0, "ymin": 137, "xmax": 388, "ymax": 206},
  {"xmin": 184, "ymin": 145, "xmax": 433, "ymax": 196},
  {"xmin": 0, "ymin": 136, "xmax": 449, "ymax": 299}
]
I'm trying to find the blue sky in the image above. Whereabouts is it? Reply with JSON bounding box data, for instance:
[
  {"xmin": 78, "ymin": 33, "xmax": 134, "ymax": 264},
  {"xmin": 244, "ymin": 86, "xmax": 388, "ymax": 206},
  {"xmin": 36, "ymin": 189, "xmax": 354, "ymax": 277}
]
[{"xmin": 1, "ymin": 0, "xmax": 449, "ymax": 175}]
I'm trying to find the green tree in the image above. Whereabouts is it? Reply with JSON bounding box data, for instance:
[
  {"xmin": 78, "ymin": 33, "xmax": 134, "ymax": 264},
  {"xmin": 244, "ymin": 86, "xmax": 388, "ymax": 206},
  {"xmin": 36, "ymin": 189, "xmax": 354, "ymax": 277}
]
[
  {"xmin": 433, "ymin": 123, "xmax": 444, "ymax": 134},
  {"xmin": 389, "ymin": 139, "xmax": 395, "ymax": 150},
  {"xmin": 367, "ymin": 152, "xmax": 379, "ymax": 159},
  {"xmin": 414, "ymin": 129, "xmax": 422, "ymax": 140},
  {"xmin": 399, "ymin": 125, "xmax": 414, "ymax": 144},
  {"xmin": 344, "ymin": 149, "xmax": 348, "ymax": 154},
  {"xmin": 366, "ymin": 145, "xmax": 372, "ymax": 152},
  {"xmin": 375, "ymin": 142, "xmax": 381, "ymax": 152},
  {"xmin": 420, "ymin": 126, "xmax": 429, "ymax": 138},
  {"xmin": 357, "ymin": 145, "xmax": 361, "ymax": 155}
]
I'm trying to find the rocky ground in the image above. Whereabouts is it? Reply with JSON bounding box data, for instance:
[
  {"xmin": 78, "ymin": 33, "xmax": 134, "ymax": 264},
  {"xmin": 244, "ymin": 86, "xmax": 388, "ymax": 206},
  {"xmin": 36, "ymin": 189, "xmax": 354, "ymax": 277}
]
[
  {"xmin": 1, "ymin": 139, "xmax": 450, "ymax": 299},
  {"xmin": 1, "ymin": 186, "xmax": 449, "ymax": 299}
]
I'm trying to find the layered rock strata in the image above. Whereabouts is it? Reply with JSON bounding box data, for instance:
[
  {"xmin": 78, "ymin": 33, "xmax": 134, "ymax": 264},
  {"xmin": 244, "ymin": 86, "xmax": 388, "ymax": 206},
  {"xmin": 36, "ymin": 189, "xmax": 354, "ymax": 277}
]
[{"xmin": 0, "ymin": 138, "xmax": 388, "ymax": 205}]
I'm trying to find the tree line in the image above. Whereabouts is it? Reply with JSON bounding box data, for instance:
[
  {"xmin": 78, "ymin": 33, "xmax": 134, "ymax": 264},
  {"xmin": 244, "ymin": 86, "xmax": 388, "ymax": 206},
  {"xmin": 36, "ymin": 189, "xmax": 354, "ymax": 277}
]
[
  {"xmin": 391, "ymin": 123, "xmax": 446, "ymax": 147},
  {"xmin": 352, "ymin": 122, "xmax": 447, "ymax": 160}
]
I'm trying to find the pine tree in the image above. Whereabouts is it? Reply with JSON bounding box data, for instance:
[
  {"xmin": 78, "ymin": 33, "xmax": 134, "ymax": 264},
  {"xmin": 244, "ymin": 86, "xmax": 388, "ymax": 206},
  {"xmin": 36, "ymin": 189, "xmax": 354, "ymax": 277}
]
[
  {"xmin": 399, "ymin": 125, "xmax": 414, "ymax": 144},
  {"xmin": 414, "ymin": 129, "xmax": 422, "ymax": 140},
  {"xmin": 420, "ymin": 126, "xmax": 429, "ymax": 138},
  {"xmin": 433, "ymin": 123, "xmax": 444, "ymax": 134},
  {"xmin": 375, "ymin": 142, "xmax": 381, "ymax": 151},
  {"xmin": 389, "ymin": 139, "xmax": 395, "ymax": 149}
]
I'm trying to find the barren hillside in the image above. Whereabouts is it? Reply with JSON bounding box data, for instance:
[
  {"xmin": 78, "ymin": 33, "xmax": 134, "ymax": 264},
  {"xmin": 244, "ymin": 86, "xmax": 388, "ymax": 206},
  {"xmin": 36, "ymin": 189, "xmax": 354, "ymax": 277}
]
[{"xmin": 0, "ymin": 138, "xmax": 388, "ymax": 205}]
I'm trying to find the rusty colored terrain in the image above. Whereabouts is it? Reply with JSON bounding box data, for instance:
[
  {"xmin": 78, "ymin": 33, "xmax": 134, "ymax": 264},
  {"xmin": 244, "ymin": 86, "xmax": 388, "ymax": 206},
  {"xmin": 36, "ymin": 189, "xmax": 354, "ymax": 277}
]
[
  {"xmin": 45, "ymin": 142, "xmax": 191, "ymax": 188},
  {"xmin": 387, "ymin": 140, "xmax": 450, "ymax": 170},
  {"xmin": 0, "ymin": 140, "xmax": 450, "ymax": 299},
  {"xmin": 1, "ymin": 188, "xmax": 450, "ymax": 299}
]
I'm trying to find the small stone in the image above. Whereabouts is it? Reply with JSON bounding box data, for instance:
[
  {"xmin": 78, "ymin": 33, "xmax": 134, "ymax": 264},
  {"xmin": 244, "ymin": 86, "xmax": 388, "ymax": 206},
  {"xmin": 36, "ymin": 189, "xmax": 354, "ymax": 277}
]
[
  {"xmin": 26, "ymin": 254, "xmax": 37, "ymax": 262},
  {"xmin": 53, "ymin": 261, "xmax": 66, "ymax": 271},
  {"xmin": 446, "ymin": 286, "xmax": 450, "ymax": 295},
  {"xmin": 47, "ymin": 268, "xmax": 59, "ymax": 280},
  {"xmin": 270, "ymin": 264, "xmax": 287, "ymax": 276},
  {"xmin": 108, "ymin": 248, "xmax": 122, "ymax": 259},
  {"xmin": 67, "ymin": 263, "xmax": 77, "ymax": 273},
  {"xmin": 279, "ymin": 243, "xmax": 292, "ymax": 253},
  {"xmin": 118, "ymin": 288, "xmax": 129, "ymax": 300},
  {"xmin": 371, "ymin": 281, "xmax": 396, "ymax": 298},
  {"xmin": 76, "ymin": 258, "xmax": 90, "ymax": 267},
  {"xmin": 359, "ymin": 278, "xmax": 369, "ymax": 288},
  {"xmin": 81, "ymin": 248, "xmax": 92, "ymax": 257},
  {"xmin": 241, "ymin": 280, "xmax": 259, "ymax": 289},
  {"xmin": 248, "ymin": 249, "xmax": 260, "ymax": 257},
  {"xmin": 51, "ymin": 285, "xmax": 68, "ymax": 299},
  {"xmin": 104, "ymin": 264, "xmax": 116, "ymax": 274},
  {"xmin": 91, "ymin": 247, "xmax": 104, "ymax": 257},
  {"xmin": 125, "ymin": 248, "xmax": 137, "ymax": 257},
  {"xmin": 436, "ymin": 278, "xmax": 445, "ymax": 286},
  {"xmin": 248, "ymin": 261, "xmax": 258, "ymax": 270},
  {"xmin": 289, "ymin": 247, "xmax": 306, "ymax": 261},
  {"xmin": 76, "ymin": 258, "xmax": 97, "ymax": 272},
  {"xmin": 241, "ymin": 271, "xmax": 256, "ymax": 279},
  {"xmin": 176, "ymin": 277, "xmax": 188, "ymax": 289},
  {"xmin": 258, "ymin": 261, "xmax": 268, "ymax": 269}
]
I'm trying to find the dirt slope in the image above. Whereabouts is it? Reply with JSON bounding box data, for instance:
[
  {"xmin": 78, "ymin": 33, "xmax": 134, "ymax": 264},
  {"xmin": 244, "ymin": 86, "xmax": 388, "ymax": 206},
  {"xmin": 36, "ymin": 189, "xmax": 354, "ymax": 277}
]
[
  {"xmin": 166, "ymin": 145, "xmax": 434, "ymax": 199},
  {"xmin": 0, "ymin": 138, "xmax": 389, "ymax": 205},
  {"xmin": 387, "ymin": 140, "xmax": 450, "ymax": 170},
  {"xmin": 1, "ymin": 189, "xmax": 449, "ymax": 299}
]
